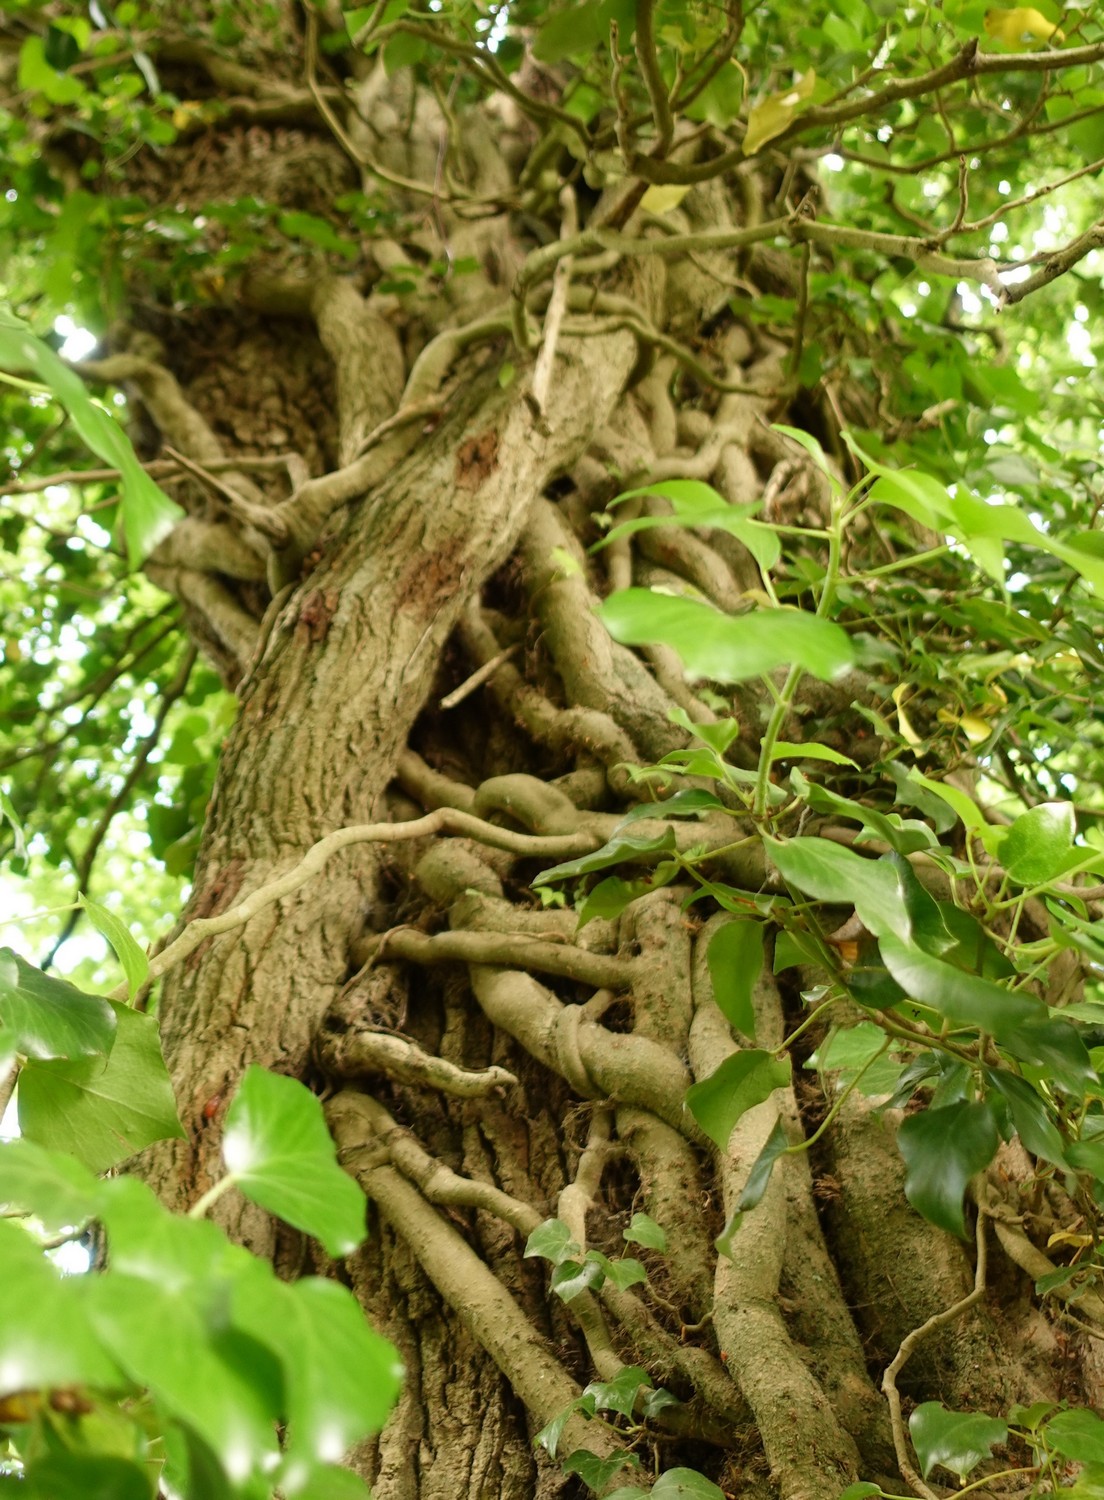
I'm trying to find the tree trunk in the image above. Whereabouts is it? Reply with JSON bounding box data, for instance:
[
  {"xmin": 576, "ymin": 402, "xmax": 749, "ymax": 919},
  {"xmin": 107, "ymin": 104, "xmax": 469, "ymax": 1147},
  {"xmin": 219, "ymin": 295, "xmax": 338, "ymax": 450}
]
[{"xmin": 37, "ymin": 17, "xmax": 1090, "ymax": 1499}]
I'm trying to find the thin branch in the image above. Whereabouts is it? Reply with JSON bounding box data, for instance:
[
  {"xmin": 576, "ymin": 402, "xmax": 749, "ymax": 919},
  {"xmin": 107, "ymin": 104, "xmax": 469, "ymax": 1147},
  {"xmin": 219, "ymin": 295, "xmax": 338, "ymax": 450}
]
[
  {"xmin": 42, "ymin": 644, "xmax": 198, "ymax": 971},
  {"xmin": 531, "ymin": 185, "xmax": 578, "ymax": 415},
  {"xmin": 112, "ymin": 809, "xmax": 603, "ymax": 1001},
  {"xmin": 635, "ymin": 0, "xmax": 674, "ymax": 153},
  {"xmin": 961, "ymin": 153, "xmax": 1104, "ymax": 234},
  {"xmin": 0, "ymin": 453, "xmax": 295, "ymax": 498},
  {"xmin": 1001, "ymin": 218, "xmax": 1104, "ymax": 304},
  {"xmin": 439, "ymin": 642, "xmax": 520, "ymax": 709},
  {"xmin": 883, "ymin": 1213, "xmax": 988, "ymax": 1500}
]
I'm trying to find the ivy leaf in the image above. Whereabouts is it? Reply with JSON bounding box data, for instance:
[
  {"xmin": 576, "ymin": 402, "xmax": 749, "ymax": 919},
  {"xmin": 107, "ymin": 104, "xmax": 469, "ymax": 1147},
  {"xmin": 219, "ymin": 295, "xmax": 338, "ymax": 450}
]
[
  {"xmin": 984, "ymin": 1070, "xmax": 1066, "ymax": 1165},
  {"xmin": 19, "ymin": 1453, "xmax": 151, "ymax": 1500},
  {"xmin": 0, "ymin": 1219, "xmax": 123, "ymax": 1395},
  {"xmin": 524, "ymin": 1218, "xmax": 580, "ymax": 1265},
  {"xmin": 0, "ymin": 1137, "xmax": 101, "ymax": 1232},
  {"xmin": 909, "ymin": 1402, "xmax": 1008, "ymax": 1479},
  {"xmin": 743, "ymin": 71, "xmax": 817, "ymax": 155},
  {"xmin": 768, "ymin": 841, "xmax": 952, "ymax": 953},
  {"xmin": 614, "ymin": 789, "xmax": 727, "ymax": 826},
  {"xmin": 685, "ymin": 1050, "xmax": 790, "ymax": 1150},
  {"xmin": 599, "ymin": 591, "xmax": 855, "ymax": 683},
  {"xmin": 789, "ymin": 770, "xmax": 937, "ymax": 855},
  {"xmin": 999, "ymin": 801, "xmax": 1076, "ymax": 886},
  {"xmin": 879, "ymin": 935, "xmax": 1042, "ymax": 1039},
  {"xmin": 550, "ymin": 1256, "xmax": 606, "ymax": 1302},
  {"xmin": 232, "ymin": 1274, "xmax": 402, "ymax": 1468},
  {"xmin": 563, "ymin": 1450, "xmax": 639, "ymax": 1490},
  {"xmin": 0, "ymin": 308, "xmax": 183, "ymax": 563},
  {"xmin": 0, "ymin": 947, "xmax": 116, "ymax": 1061},
  {"xmin": 715, "ymin": 1116, "xmax": 791, "ymax": 1255},
  {"xmin": 582, "ymin": 1365, "xmax": 649, "ymax": 1417},
  {"xmin": 1046, "ymin": 1409, "xmax": 1104, "ymax": 1464},
  {"xmin": 624, "ymin": 1212, "xmax": 667, "ymax": 1251},
  {"xmin": 706, "ymin": 920, "xmax": 762, "ymax": 1037},
  {"xmin": 222, "ymin": 1067, "xmax": 367, "ymax": 1256},
  {"xmin": 651, "ymin": 1468, "xmax": 726, "ymax": 1498},
  {"xmin": 897, "ymin": 1100, "xmax": 1000, "ymax": 1238},
  {"xmin": 533, "ymin": 827, "xmax": 676, "ymax": 886},
  {"xmin": 19, "ymin": 1003, "xmax": 185, "ymax": 1172},
  {"xmin": 771, "ymin": 741, "xmax": 857, "ymax": 768},
  {"xmin": 79, "ymin": 894, "xmax": 150, "ymax": 1002}
]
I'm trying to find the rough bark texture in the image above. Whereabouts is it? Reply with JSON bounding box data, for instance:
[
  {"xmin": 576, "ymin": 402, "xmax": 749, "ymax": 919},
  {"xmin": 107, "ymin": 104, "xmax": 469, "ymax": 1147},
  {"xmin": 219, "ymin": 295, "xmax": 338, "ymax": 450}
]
[{"xmin": 36, "ymin": 13, "xmax": 1094, "ymax": 1498}]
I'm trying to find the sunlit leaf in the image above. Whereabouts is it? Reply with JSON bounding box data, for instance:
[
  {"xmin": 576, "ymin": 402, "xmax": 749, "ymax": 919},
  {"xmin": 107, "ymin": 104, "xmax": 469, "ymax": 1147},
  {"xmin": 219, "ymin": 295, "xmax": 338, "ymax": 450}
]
[
  {"xmin": 600, "ymin": 591, "xmax": 855, "ymax": 683},
  {"xmin": 222, "ymin": 1067, "xmax": 367, "ymax": 1256},
  {"xmin": 743, "ymin": 71, "xmax": 816, "ymax": 155},
  {"xmin": 19, "ymin": 1003, "xmax": 184, "ymax": 1172},
  {"xmin": 983, "ymin": 7, "xmax": 1063, "ymax": 46}
]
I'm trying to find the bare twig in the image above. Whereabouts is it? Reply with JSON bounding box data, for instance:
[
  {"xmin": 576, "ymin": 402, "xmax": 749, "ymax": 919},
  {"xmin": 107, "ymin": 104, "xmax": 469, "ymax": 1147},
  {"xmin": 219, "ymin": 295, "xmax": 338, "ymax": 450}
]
[
  {"xmin": 439, "ymin": 642, "xmax": 520, "ymax": 709},
  {"xmin": 883, "ymin": 1213, "xmax": 988, "ymax": 1500},
  {"xmin": 113, "ymin": 809, "xmax": 602, "ymax": 1001}
]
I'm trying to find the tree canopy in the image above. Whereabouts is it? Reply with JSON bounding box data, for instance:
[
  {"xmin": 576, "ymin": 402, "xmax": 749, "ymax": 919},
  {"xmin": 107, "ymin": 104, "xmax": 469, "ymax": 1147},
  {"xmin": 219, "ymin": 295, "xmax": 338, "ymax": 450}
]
[{"xmin": 3, "ymin": 2, "xmax": 1104, "ymax": 1498}]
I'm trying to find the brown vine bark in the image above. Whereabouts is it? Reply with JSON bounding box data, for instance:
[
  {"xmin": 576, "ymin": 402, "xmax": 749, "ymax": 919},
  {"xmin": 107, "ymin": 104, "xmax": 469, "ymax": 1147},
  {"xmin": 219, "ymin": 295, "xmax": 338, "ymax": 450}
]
[{"xmin": 38, "ymin": 16, "xmax": 1089, "ymax": 1499}]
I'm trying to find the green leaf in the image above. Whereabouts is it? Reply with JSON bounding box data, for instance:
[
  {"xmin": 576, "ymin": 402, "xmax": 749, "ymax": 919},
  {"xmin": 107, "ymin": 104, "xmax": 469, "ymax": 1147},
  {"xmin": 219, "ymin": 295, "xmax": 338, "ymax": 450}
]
[
  {"xmin": 839, "ymin": 1487, "xmax": 883, "ymax": 1500},
  {"xmin": 984, "ymin": 1069, "xmax": 1066, "ymax": 1165},
  {"xmin": 87, "ymin": 1271, "xmax": 282, "ymax": 1479},
  {"xmin": 280, "ymin": 1462, "xmax": 371, "ymax": 1499},
  {"xmin": 0, "ymin": 1220, "xmax": 124, "ymax": 1397},
  {"xmin": 19, "ymin": 1003, "xmax": 185, "ymax": 1172},
  {"xmin": 771, "ymin": 741, "xmax": 858, "ymax": 768},
  {"xmin": 0, "ymin": 309, "xmax": 183, "ymax": 564},
  {"xmin": 21, "ymin": 1453, "xmax": 151, "ymax": 1500},
  {"xmin": 534, "ymin": 1400, "xmax": 577, "ymax": 1458},
  {"xmin": 524, "ymin": 1218, "xmax": 579, "ymax": 1265},
  {"xmin": 767, "ymin": 841, "xmax": 952, "ymax": 952},
  {"xmin": 533, "ymin": 827, "xmax": 676, "ymax": 885},
  {"xmin": 909, "ymin": 1403, "xmax": 1008, "ymax": 1479},
  {"xmin": 563, "ymin": 1449, "xmax": 639, "ymax": 1490},
  {"xmin": 0, "ymin": 1137, "xmax": 101, "ymax": 1231},
  {"xmin": 582, "ymin": 1365, "xmax": 649, "ymax": 1417},
  {"xmin": 577, "ymin": 875, "xmax": 652, "ymax": 927},
  {"xmin": 1047, "ymin": 1410, "xmax": 1104, "ymax": 1465},
  {"xmin": 772, "ymin": 424, "xmax": 841, "ymax": 488},
  {"xmin": 550, "ymin": 1256, "xmax": 605, "ymax": 1301},
  {"xmin": 623, "ymin": 1212, "xmax": 667, "ymax": 1251},
  {"xmin": 716, "ymin": 1116, "xmax": 791, "ymax": 1254},
  {"xmin": 0, "ymin": 947, "xmax": 116, "ymax": 1060},
  {"xmin": 1000, "ymin": 801, "xmax": 1076, "ymax": 886},
  {"xmin": 879, "ymin": 935, "xmax": 1042, "ymax": 1038},
  {"xmin": 651, "ymin": 1467, "xmax": 726, "ymax": 1498},
  {"xmin": 596, "ymin": 1253, "xmax": 648, "ymax": 1291},
  {"xmin": 684, "ymin": 1050, "xmax": 791, "ymax": 1150},
  {"xmin": 599, "ymin": 591, "xmax": 856, "ymax": 683},
  {"xmin": 789, "ymin": 770, "xmax": 937, "ymax": 855},
  {"xmin": 897, "ymin": 1100, "xmax": 1000, "ymax": 1238},
  {"xmin": 597, "ymin": 481, "xmax": 781, "ymax": 571},
  {"xmin": 706, "ymin": 920, "xmax": 762, "ymax": 1037},
  {"xmin": 79, "ymin": 895, "xmax": 149, "ymax": 1002},
  {"xmin": 233, "ymin": 1275, "xmax": 402, "ymax": 1467},
  {"xmin": 221, "ymin": 1067, "xmax": 367, "ymax": 1257},
  {"xmin": 614, "ymin": 789, "xmax": 727, "ymax": 826}
]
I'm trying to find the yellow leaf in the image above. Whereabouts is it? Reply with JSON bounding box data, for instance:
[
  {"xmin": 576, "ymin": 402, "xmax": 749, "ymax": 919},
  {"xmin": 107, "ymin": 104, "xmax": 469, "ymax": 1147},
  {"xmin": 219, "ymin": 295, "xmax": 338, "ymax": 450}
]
[
  {"xmin": 983, "ymin": 7, "xmax": 1063, "ymax": 46},
  {"xmin": 743, "ymin": 70, "xmax": 816, "ymax": 157},
  {"xmin": 892, "ymin": 684, "xmax": 923, "ymax": 747},
  {"xmin": 959, "ymin": 714, "xmax": 992, "ymax": 745},
  {"xmin": 640, "ymin": 184, "xmax": 692, "ymax": 214}
]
